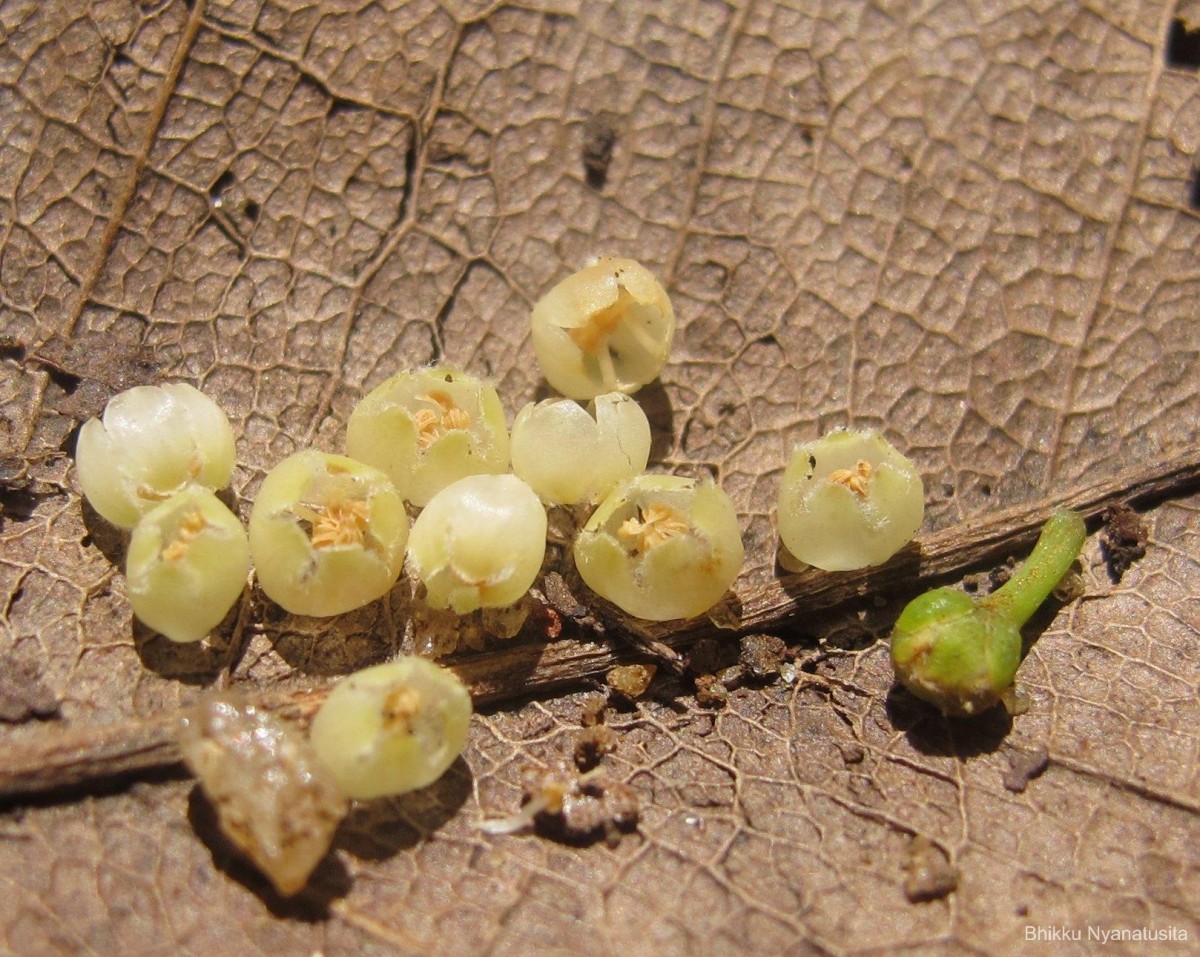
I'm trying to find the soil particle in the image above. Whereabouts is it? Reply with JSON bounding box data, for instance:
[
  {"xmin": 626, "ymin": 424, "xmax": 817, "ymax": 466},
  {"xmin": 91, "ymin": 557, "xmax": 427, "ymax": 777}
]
[
  {"xmin": 606, "ymin": 663, "xmax": 656, "ymax": 701},
  {"xmin": 988, "ymin": 558, "xmax": 1014, "ymax": 591},
  {"xmin": 716, "ymin": 664, "xmax": 745, "ymax": 691},
  {"xmin": 541, "ymin": 571, "xmax": 584, "ymax": 618},
  {"xmin": 694, "ymin": 673, "xmax": 728, "ymax": 708},
  {"xmin": 1002, "ymin": 745, "xmax": 1049, "ymax": 793},
  {"xmin": 0, "ymin": 336, "xmax": 26, "ymax": 361},
  {"xmin": 688, "ymin": 638, "xmax": 743, "ymax": 707},
  {"xmin": 903, "ymin": 835, "xmax": 958, "ymax": 903},
  {"xmin": 963, "ymin": 557, "xmax": 1016, "ymax": 594},
  {"xmin": 838, "ymin": 743, "xmax": 865, "ymax": 765},
  {"xmin": 580, "ymin": 693, "xmax": 608, "ymax": 728}
]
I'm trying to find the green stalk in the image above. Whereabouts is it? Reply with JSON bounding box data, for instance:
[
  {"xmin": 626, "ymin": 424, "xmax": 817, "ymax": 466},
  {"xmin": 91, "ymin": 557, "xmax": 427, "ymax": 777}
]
[{"xmin": 982, "ymin": 509, "xmax": 1087, "ymax": 628}]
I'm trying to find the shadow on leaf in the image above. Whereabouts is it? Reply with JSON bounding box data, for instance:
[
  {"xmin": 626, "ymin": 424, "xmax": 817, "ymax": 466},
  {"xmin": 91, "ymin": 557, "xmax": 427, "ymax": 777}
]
[
  {"xmin": 133, "ymin": 600, "xmax": 246, "ymax": 685},
  {"xmin": 336, "ymin": 756, "xmax": 473, "ymax": 861},
  {"xmin": 267, "ymin": 591, "xmax": 405, "ymax": 678},
  {"xmin": 79, "ymin": 499, "xmax": 128, "ymax": 567},
  {"xmin": 886, "ymin": 684, "xmax": 1012, "ymax": 758}
]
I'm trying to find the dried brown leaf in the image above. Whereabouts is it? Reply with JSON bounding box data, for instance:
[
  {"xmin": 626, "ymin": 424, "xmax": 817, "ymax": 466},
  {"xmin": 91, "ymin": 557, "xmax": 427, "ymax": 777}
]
[{"xmin": 2, "ymin": 0, "xmax": 1200, "ymax": 954}]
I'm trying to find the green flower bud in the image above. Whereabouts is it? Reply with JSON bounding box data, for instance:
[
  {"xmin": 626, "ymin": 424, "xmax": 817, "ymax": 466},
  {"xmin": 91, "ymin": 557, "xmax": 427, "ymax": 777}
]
[
  {"xmin": 889, "ymin": 509, "xmax": 1086, "ymax": 716},
  {"xmin": 345, "ymin": 366, "xmax": 509, "ymax": 508},
  {"xmin": 530, "ymin": 258, "xmax": 675, "ymax": 399},
  {"xmin": 309, "ymin": 657, "xmax": 472, "ymax": 800},
  {"xmin": 890, "ymin": 588, "xmax": 1022, "ymax": 717},
  {"xmin": 126, "ymin": 486, "xmax": 250, "ymax": 643},
  {"xmin": 248, "ymin": 450, "xmax": 408, "ymax": 617}
]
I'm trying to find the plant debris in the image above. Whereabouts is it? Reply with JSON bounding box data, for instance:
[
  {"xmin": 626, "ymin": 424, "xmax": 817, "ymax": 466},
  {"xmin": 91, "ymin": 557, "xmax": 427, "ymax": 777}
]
[
  {"xmin": 1051, "ymin": 567, "xmax": 1085, "ymax": 604},
  {"xmin": 739, "ymin": 633, "xmax": 787, "ymax": 681},
  {"xmin": 902, "ymin": 835, "xmax": 958, "ymax": 903},
  {"xmin": 573, "ymin": 724, "xmax": 618, "ymax": 771},
  {"xmin": 581, "ymin": 112, "xmax": 618, "ymax": 189},
  {"xmin": 478, "ymin": 760, "xmax": 639, "ymax": 845},
  {"xmin": 1001, "ymin": 684, "xmax": 1031, "ymax": 717},
  {"xmin": 580, "ymin": 693, "xmax": 608, "ymax": 728},
  {"xmin": 177, "ymin": 693, "xmax": 348, "ymax": 896},
  {"xmin": 526, "ymin": 762, "xmax": 638, "ymax": 843},
  {"xmin": 1100, "ymin": 502, "xmax": 1148, "ymax": 582}
]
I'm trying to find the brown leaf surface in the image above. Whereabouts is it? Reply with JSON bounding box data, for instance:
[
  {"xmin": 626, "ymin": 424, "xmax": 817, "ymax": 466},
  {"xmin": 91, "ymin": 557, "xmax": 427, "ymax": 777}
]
[{"xmin": 2, "ymin": 0, "xmax": 1200, "ymax": 953}]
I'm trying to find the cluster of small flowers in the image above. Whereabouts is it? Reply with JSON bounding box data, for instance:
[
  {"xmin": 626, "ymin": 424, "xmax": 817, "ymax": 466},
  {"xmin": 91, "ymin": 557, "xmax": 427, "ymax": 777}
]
[
  {"xmin": 78, "ymin": 259, "xmax": 756, "ymax": 639},
  {"xmin": 73, "ymin": 255, "xmax": 942, "ymax": 895},
  {"xmin": 77, "ymin": 253, "xmax": 936, "ymax": 649}
]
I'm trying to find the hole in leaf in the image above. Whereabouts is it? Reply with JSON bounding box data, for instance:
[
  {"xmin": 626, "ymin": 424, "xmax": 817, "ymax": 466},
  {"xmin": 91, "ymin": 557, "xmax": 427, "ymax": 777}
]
[
  {"xmin": 0, "ymin": 337, "xmax": 26, "ymax": 361},
  {"xmin": 1165, "ymin": 18, "xmax": 1200, "ymax": 69},
  {"xmin": 1189, "ymin": 166, "xmax": 1200, "ymax": 211},
  {"xmin": 43, "ymin": 364, "xmax": 81, "ymax": 395},
  {"xmin": 327, "ymin": 96, "xmax": 357, "ymax": 120},
  {"xmin": 210, "ymin": 169, "xmax": 235, "ymax": 200}
]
